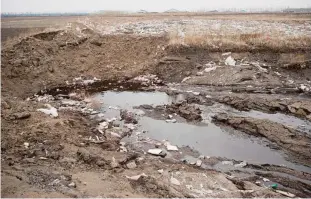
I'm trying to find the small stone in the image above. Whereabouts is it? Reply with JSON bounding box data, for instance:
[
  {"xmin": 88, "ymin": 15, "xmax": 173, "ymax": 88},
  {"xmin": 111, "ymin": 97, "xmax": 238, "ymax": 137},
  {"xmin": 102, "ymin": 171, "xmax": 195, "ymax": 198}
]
[
  {"xmin": 126, "ymin": 161, "xmax": 137, "ymax": 169},
  {"xmin": 198, "ymin": 155, "xmax": 205, "ymax": 159},
  {"xmin": 165, "ymin": 119, "xmax": 177, "ymax": 123},
  {"xmin": 196, "ymin": 72, "xmax": 204, "ymax": 76},
  {"xmin": 166, "ymin": 144, "xmax": 178, "ymax": 151},
  {"xmin": 13, "ymin": 112, "xmax": 31, "ymax": 120},
  {"xmin": 263, "ymin": 178, "xmax": 270, "ymax": 182},
  {"xmin": 234, "ymin": 161, "xmax": 247, "ymax": 168}
]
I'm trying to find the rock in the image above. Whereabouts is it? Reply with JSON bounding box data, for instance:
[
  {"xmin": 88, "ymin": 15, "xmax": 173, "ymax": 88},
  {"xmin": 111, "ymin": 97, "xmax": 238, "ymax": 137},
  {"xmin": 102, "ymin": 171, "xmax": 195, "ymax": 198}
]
[
  {"xmin": 225, "ymin": 56, "xmax": 236, "ymax": 66},
  {"xmin": 196, "ymin": 160, "xmax": 202, "ymax": 167},
  {"xmin": 221, "ymin": 161, "xmax": 234, "ymax": 165},
  {"xmin": 148, "ymin": 149, "xmax": 166, "ymax": 157},
  {"xmin": 68, "ymin": 182, "xmax": 76, "ymax": 188},
  {"xmin": 198, "ymin": 155, "xmax": 205, "ymax": 159},
  {"xmin": 13, "ymin": 112, "xmax": 31, "ymax": 120},
  {"xmin": 170, "ymin": 177, "xmax": 181, "ymax": 186},
  {"xmin": 126, "ymin": 161, "xmax": 137, "ymax": 169},
  {"xmin": 37, "ymin": 104, "xmax": 58, "ymax": 118},
  {"xmin": 234, "ymin": 161, "xmax": 247, "ymax": 168},
  {"xmin": 126, "ymin": 173, "xmax": 147, "ymax": 181}
]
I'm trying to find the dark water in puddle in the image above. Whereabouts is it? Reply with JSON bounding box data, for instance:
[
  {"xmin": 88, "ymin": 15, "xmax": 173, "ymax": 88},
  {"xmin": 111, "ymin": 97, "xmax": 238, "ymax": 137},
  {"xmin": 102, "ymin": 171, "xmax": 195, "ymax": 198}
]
[{"xmin": 93, "ymin": 91, "xmax": 311, "ymax": 173}]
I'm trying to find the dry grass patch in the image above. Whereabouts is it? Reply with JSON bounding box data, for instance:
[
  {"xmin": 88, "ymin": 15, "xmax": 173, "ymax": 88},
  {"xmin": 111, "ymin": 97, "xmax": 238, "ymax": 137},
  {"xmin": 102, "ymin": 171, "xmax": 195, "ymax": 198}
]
[{"xmin": 168, "ymin": 29, "xmax": 311, "ymax": 51}]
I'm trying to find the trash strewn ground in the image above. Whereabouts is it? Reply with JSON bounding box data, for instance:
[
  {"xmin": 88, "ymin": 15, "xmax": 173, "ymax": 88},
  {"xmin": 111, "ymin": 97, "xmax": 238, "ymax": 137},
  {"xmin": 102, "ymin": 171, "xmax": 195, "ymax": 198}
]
[{"xmin": 1, "ymin": 13, "xmax": 311, "ymax": 198}]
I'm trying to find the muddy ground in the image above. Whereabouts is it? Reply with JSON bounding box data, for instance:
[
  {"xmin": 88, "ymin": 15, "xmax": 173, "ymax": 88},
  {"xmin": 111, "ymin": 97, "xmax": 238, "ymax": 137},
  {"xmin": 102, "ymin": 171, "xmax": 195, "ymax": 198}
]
[{"xmin": 1, "ymin": 14, "xmax": 311, "ymax": 198}]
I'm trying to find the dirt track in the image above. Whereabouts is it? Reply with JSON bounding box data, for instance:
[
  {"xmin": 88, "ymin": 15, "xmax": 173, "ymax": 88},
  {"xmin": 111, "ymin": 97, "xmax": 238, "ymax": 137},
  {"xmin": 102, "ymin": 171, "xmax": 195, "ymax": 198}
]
[{"xmin": 1, "ymin": 14, "xmax": 311, "ymax": 198}]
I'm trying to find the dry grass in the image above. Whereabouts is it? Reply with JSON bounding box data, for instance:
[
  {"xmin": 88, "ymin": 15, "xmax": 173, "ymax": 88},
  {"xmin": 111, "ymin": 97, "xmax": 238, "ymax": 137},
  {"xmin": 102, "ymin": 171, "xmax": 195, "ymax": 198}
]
[{"xmin": 168, "ymin": 30, "xmax": 311, "ymax": 51}]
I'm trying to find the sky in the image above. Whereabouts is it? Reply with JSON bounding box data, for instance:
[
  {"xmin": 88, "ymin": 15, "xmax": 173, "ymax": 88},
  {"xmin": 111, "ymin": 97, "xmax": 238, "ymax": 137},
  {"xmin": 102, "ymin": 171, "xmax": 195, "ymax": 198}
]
[{"xmin": 1, "ymin": 0, "xmax": 311, "ymax": 13}]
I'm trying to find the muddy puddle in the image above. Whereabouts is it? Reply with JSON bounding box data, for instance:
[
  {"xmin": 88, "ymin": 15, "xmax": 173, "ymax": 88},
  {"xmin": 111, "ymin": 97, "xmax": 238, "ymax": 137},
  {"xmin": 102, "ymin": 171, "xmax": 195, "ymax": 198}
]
[{"xmin": 92, "ymin": 90, "xmax": 311, "ymax": 173}]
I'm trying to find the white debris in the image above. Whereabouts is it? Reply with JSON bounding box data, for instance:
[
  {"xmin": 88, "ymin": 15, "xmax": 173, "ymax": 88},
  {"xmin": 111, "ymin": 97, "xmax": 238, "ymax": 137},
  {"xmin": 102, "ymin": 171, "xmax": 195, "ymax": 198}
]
[
  {"xmin": 36, "ymin": 95, "xmax": 54, "ymax": 102},
  {"xmin": 126, "ymin": 161, "xmax": 137, "ymax": 169},
  {"xmin": 68, "ymin": 182, "xmax": 76, "ymax": 188},
  {"xmin": 37, "ymin": 104, "xmax": 58, "ymax": 118},
  {"xmin": 222, "ymin": 52, "xmax": 231, "ymax": 56},
  {"xmin": 221, "ymin": 161, "xmax": 234, "ymax": 165},
  {"xmin": 165, "ymin": 119, "xmax": 177, "ymax": 123},
  {"xmin": 225, "ymin": 56, "xmax": 236, "ymax": 66},
  {"xmin": 109, "ymin": 132, "xmax": 121, "ymax": 138},
  {"xmin": 196, "ymin": 71, "xmax": 204, "ymax": 76},
  {"xmin": 300, "ymin": 84, "xmax": 310, "ymax": 92},
  {"xmin": 234, "ymin": 161, "xmax": 247, "ymax": 168},
  {"xmin": 181, "ymin": 76, "xmax": 191, "ymax": 83},
  {"xmin": 124, "ymin": 123, "xmax": 136, "ymax": 130},
  {"xmin": 120, "ymin": 146, "xmax": 128, "ymax": 153},
  {"xmin": 24, "ymin": 142, "xmax": 30, "ymax": 149},
  {"xmin": 192, "ymin": 92, "xmax": 200, "ymax": 96},
  {"xmin": 170, "ymin": 177, "xmax": 181, "ymax": 186},
  {"xmin": 204, "ymin": 66, "xmax": 217, "ymax": 73},
  {"xmin": 275, "ymin": 190, "xmax": 295, "ymax": 198},
  {"xmin": 199, "ymin": 155, "xmax": 205, "ymax": 159},
  {"xmin": 134, "ymin": 109, "xmax": 145, "ymax": 116},
  {"xmin": 148, "ymin": 149, "xmax": 163, "ymax": 155},
  {"xmin": 166, "ymin": 144, "xmax": 178, "ymax": 151},
  {"xmin": 274, "ymin": 72, "xmax": 281, "ymax": 76},
  {"xmin": 108, "ymin": 106, "xmax": 119, "ymax": 110},
  {"xmin": 97, "ymin": 121, "xmax": 109, "ymax": 131},
  {"xmin": 61, "ymin": 99, "xmax": 79, "ymax": 106},
  {"xmin": 263, "ymin": 178, "xmax": 270, "ymax": 182},
  {"xmin": 168, "ymin": 114, "xmax": 173, "ymax": 119},
  {"xmin": 126, "ymin": 173, "xmax": 147, "ymax": 181},
  {"xmin": 251, "ymin": 62, "xmax": 268, "ymax": 73},
  {"xmin": 157, "ymin": 169, "xmax": 164, "ymax": 174},
  {"xmin": 196, "ymin": 159, "xmax": 202, "ymax": 167}
]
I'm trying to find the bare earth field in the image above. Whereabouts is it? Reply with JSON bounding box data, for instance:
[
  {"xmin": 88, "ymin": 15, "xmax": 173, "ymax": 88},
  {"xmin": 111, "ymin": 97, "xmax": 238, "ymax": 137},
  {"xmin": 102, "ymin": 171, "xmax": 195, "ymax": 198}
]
[{"xmin": 1, "ymin": 13, "xmax": 311, "ymax": 198}]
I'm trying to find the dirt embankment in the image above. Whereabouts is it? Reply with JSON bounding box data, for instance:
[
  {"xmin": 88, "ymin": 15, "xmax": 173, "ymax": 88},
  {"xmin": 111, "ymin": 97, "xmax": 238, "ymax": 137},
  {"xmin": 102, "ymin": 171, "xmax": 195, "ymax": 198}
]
[
  {"xmin": 1, "ymin": 30, "xmax": 167, "ymax": 98},
  {"xmin": 217, "ymin": 94, "xmax": 311, "ymax": 121},
  {"xmin": 212, "ymin": 113, "xmax": 311, "ymax": 166}
]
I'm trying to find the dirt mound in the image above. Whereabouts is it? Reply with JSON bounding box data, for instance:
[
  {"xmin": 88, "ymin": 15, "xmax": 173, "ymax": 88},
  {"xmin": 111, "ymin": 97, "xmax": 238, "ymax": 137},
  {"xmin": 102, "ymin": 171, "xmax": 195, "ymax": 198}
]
[
  {"xmin": 1, "ymin": 30, "xmax": 167, "ymax": 98},
  {"xmin": 213, "ymin": 113, "xmax": 311, "ymax": 166}
]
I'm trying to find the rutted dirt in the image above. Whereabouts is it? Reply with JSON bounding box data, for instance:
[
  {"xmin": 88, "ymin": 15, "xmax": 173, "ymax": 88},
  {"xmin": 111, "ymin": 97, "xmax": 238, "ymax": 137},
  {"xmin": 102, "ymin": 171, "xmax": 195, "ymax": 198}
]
[
  {"xmin": 2, "ymin": 16, "xmax": 311, "ymax": 198},
  {"xmin": 212, "ymin": 113, "xmax": 311, "ymax": 166}
]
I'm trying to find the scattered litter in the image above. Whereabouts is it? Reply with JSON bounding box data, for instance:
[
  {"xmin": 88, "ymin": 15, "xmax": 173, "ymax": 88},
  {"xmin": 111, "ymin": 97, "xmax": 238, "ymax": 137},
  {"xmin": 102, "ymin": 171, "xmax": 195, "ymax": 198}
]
[
  {"xmin": 299, "ymin": 84, "xmax": 310, "ymax": 92},
  {"xmin": 148, "ymin": 149, "xmax": 166, "ymax": 157},
  {"xmin": 68, "ymin": 182, "xmax": 76, "ymax": 188},
  {"xmin": 205, "ymin": 95, "xmax": 212, "ymax": 98},
  {"xmin": 157, "ymin": 169, "xmax": 164, "ymax": 174},
  {"xmin": 192, "ymin": 92, "xmax": 200, "ymax": 96},
  {"xmin": 263, "ymin": 178, "xmax": 270, "ymax": 182},
  {"xmin": 24, "ymin": 142, "xmax": 30, "ymax": 149},
  {"xmin": 196, "ymin": 71, "xmax": 204, "ymax": 76},
  {"xmin": 225, "ymin": 56, "xmax": 236, "ymax": 66},
  {"xmin": 271, "ymin": 183, "xmax": 278, "ymax": 189},
  {"xmin": 120, "ymin": 146, "xmax": 127, "ymax": 153},
  {"xmin": 37, "ymin": 104, "xmax": 58, "ymax": 118},
  {"xmin": 124, "ymin": 123, "xmax": 136, "ymax": 130},
  {"xmin": 126, "ymin": 173, "xmax": 147, "ymax": 181},
  {"xmin": 110, "ymin": 157, "xmax": 119, "ymax": 168},
  {"xmin": 165, "ymin": 119, "xmax": 177, "ymax": 123},
  {"xmin": 275, "ymin": 190, "xmax": 295, "ymax": 198},
  {"xmin": 251, "ymin": 62, "xmax": 268, "ymax": 73},
  {"xmin": 199, "ymin": 155, "xmax": 205, "ymax": 159},
  {"xmin": 204, "ymin": 66, "xmax": 217, "ymax": 73},
  {"xmin": 166, "ymin": 144, "xmax": 178, "ymax": 151},
  {"xmin": 108, "ymin": 106, "xmax": 119, "ymax": 110},
  {"xmin": 274, "ymin": 72, "xmax": 281, "ymax": 76},
  {"xmin": 221, "ymin": 161, "xmax": 234, "ymax": 165},
  {"xmin": 222, "ymin": 52, "xmax": 231, "ymax": 56},
  {"xmin": 196, "ymin": 159, "xmax": 202, "ymax": 167},
  {"xmin": 170, "ymin": 177, "xmax": 181, "ymax": 186},
  {"xmin": 182, "ymin": 76, "xmax": 191, "ymax": 83},
  {"xmin": 39, "ymin": 157, "xmax": 48, "ymax": 160},
  {"xmin": 234, "ymin": 161, "xmax": 247, "ymax": 168},
  {"xmin": 126, "ymin": 161, "xmax": 137, "ymax": 169}
]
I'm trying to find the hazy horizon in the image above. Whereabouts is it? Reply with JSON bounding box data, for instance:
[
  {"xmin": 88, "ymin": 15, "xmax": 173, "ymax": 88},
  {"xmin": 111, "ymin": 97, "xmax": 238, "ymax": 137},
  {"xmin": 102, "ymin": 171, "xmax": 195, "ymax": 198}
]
[{"xmin": 2, "ymin": 0, "xmax": 311, "ymax": 13}]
